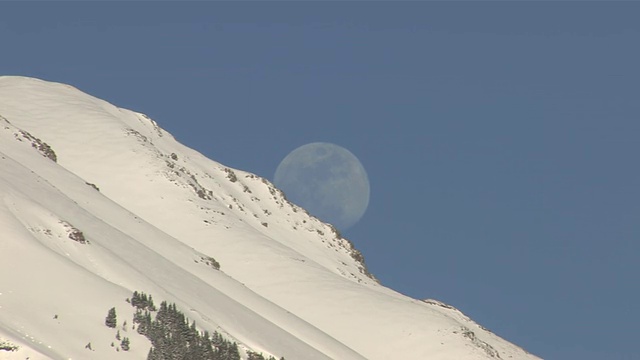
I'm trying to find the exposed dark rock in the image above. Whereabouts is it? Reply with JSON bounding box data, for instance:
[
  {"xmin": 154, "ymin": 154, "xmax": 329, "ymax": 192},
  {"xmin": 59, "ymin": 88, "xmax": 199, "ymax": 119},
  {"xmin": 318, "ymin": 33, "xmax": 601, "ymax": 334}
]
[
  {"xmin": 69, "ymin": 229, "xmax": 88, "ymax": 244},
  {"xmin": 16, "ymin": 130, "xmax": 57, "ymax": 162},
  {"xmin": 344, "ymin": 240, "xmax": 377, "ymax": 282},
  {"xmin": 224, "ymin": 168, "xmax": 238, "ymax": 182},
  {"xmin": 85, "ymin": 182, "xmax": 100, "ymax": 191},
  {"xmin": 457, "ymin": 327, "xmax": 501, "ymax": 359},
  {"xmin": 199, "ymin": 256, "xmax": 220, "ymax": 270},
  {"xmin": 124, "ymin": 128, "xmax": 149, "ymax": 143}
]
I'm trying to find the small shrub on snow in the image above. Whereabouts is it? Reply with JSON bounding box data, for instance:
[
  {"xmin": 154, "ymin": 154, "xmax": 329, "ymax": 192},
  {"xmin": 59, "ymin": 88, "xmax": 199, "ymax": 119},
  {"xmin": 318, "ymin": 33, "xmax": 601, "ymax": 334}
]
[{"xmin": 0, "ymin": 339, "xmax": 19, "ymax": 352}]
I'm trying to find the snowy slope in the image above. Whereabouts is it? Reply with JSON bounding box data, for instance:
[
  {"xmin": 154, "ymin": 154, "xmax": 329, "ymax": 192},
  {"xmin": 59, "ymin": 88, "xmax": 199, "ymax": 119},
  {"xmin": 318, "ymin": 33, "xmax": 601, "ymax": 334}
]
[{"xmin": 0, "ymin": 76, "xmax": 541, "ymax": 360}]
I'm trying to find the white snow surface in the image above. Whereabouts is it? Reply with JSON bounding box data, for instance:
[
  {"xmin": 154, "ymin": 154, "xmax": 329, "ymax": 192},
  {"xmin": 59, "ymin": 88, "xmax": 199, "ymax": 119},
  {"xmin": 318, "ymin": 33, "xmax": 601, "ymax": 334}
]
[{"xmin": 0, "ymin": 76, "xmax": 541, "ymax": 360}]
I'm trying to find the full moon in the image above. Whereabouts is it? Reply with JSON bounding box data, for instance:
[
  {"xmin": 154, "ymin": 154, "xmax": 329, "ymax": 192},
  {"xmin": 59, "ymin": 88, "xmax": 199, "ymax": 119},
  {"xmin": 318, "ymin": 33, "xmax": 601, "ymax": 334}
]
[{"xmin": 274, "ymin": 142, "xmax": 370, "ymax": 231}]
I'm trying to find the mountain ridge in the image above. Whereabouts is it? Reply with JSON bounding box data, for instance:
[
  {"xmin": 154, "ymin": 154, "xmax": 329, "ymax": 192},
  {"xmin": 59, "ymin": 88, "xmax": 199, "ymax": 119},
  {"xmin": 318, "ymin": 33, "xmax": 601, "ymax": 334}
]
[{"xmin": 0, "ymin": 76, "xmax": 541, "ymax": 360}]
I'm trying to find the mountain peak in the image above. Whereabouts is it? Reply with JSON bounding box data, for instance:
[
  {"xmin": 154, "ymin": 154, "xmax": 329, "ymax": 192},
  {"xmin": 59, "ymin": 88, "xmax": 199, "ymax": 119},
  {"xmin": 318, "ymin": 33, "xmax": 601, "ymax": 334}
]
[{"xmin": 0, "ymin": 77, "xmax": 540, "ymax": 360}]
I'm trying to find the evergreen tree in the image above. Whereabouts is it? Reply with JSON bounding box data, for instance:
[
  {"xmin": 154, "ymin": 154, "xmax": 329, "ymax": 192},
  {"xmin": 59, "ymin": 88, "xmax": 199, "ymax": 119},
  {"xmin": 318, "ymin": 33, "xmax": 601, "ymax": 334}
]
[
  {"xmin": 105, "ymin": 307, "xmax": 117, "ymax": 328},
  {"xmin": 227, "ymin": 342, "xmax": 240, "ymax": 360},
  {"xmin": 148, "ymin": 348, "xmax": 161, "ymax": 360},
  {"xmin": 148, "ymin": 294, "xmax": 157, "ymax": 311},
  {"xmin": 131, "ymin": 291, "xmax": 141, "ymax": 308},
  {"xmin": 121, "ymin": 337, "xmax": 130, "ymax": 351}
]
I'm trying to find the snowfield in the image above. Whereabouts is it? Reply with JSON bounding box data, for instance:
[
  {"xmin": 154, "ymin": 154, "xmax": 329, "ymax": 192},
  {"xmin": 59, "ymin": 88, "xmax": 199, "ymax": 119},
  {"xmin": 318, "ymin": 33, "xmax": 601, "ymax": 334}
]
[{"xmin": 0, "ymin": 76, "xmax": 541, "ymax": 360}]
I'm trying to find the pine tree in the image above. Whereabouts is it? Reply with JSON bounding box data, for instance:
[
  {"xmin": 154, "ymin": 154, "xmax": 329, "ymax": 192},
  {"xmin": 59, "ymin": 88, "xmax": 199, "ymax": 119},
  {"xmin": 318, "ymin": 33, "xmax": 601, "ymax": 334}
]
[
  {"xmin": 131, "ymin": 291, "xmax": 141, "ymax": 308},
  {"xmin": 121, "ymin": 337, "xmax": 130, "ymax": 351},
  {"xmin": 105, "ymin": 307, "xmax": 117, "ymax": 328},
  {"xmin": 148, "ymin": 294, "xmax": 156, "ymax": 311},
  {"xmin": 228, "ymin": 342, "xmax": 240, "ymax": 360}
]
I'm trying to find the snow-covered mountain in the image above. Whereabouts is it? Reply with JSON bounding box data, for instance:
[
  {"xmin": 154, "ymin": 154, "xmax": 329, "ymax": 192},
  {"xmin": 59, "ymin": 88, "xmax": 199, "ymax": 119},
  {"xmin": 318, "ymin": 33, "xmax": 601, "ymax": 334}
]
[{"xmin": 0, "ymin": 76, "xmax": 541, "ymax": 360}]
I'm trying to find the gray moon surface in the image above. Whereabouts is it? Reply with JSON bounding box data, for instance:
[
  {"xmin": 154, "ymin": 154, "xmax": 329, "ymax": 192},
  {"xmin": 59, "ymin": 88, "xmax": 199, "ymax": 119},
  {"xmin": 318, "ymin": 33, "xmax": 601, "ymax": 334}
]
[{"xmin": 274, "ymin": 142, "xmax": 370, "ymax": 231}]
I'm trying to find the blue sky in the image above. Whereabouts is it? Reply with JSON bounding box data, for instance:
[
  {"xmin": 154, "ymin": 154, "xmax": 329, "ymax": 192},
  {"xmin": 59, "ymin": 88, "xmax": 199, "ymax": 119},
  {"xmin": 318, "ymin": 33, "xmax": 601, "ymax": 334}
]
[{"xmin": 2, "ymin": 2, "xmax": 639, "ymax": 359}]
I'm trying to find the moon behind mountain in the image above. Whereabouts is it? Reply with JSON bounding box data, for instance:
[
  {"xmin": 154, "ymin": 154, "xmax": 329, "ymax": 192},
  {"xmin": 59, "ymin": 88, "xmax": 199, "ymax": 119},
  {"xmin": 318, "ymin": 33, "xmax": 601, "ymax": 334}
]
[{"xmin": 274, "ymin": 142, "xmax": 370, "ymax": 231}]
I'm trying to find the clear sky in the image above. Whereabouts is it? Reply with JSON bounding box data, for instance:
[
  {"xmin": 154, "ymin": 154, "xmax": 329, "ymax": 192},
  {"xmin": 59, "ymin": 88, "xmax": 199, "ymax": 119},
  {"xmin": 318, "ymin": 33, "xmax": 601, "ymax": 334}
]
[{"xmin": 2, "ymin": 2, "xmax": 639, "ymax": 359}]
